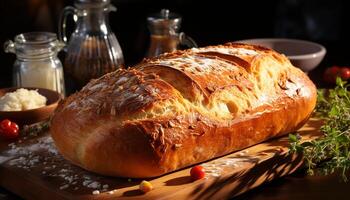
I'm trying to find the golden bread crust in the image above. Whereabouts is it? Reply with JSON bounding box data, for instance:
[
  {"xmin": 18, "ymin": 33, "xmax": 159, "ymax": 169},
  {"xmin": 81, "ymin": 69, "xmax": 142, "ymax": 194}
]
[{"xmin": 50, "ymin": 43, "xmax": 317, "ymax": 178}]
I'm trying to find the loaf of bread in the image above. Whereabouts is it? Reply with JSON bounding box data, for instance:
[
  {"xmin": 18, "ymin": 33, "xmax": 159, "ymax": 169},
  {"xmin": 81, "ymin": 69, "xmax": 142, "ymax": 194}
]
[{"xmin": 50, "ymin": 43, "xmax": 317, "ymax": 178}]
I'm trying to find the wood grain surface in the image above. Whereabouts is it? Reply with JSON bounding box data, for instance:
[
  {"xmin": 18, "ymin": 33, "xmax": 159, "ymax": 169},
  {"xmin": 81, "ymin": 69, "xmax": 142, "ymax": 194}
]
[{"xmin": 0, "ymin": 118, "xmax": 323, "ymax": 200}]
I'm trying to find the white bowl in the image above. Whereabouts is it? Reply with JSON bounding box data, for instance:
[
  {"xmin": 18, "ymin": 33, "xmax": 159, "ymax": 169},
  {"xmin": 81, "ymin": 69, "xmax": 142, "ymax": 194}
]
[{"xmin": 236, "ymin": 38, "xmax": 326, "ymax": 72}]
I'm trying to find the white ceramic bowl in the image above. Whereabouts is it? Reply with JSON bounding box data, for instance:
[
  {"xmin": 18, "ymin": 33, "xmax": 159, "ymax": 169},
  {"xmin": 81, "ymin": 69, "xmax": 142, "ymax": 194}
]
[{"xmin": 236, "ymin": 38, "xmax": 326, "ymax": 72}]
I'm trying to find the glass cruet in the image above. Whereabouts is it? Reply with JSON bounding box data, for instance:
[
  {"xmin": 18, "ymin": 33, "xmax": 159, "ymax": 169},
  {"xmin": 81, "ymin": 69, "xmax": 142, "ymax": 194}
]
[
  {"xmin": 146, "ymin": 9, "xmax": 197, "ymax": 58},
  {"xmin": 4, "ymin": 32, "xmax": 66, "ymax": 96},
  {"xmin": 59, "ymin": 0, "xmax": 124, "ymax": 89}
]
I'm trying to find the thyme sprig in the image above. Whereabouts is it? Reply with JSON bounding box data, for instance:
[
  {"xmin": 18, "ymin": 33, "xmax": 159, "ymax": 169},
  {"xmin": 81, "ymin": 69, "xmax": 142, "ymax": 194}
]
[{"xmin": 289, "ymin": 77, "xmax": 350, "ymax": 181}]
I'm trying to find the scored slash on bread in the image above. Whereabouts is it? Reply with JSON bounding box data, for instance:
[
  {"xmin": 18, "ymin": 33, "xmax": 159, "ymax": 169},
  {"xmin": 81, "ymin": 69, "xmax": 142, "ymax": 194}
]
[{"xmin": 50, "ymin": 43, "xmax": 317, "ymax": 178}]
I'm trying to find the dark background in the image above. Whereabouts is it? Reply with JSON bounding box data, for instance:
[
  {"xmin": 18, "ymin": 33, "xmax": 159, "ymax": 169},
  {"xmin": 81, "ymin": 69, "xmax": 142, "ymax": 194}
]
[
  {"xmin": 0, "ymin": 0, "xmax": 349, "ymax": 88},
  {"xmin": 1, "ymin": 1, "xmax": 350, "ymax": 199}
]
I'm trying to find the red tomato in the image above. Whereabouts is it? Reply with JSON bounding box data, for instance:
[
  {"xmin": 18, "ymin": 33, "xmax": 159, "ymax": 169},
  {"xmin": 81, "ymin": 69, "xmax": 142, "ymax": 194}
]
[
  {"xmin": 10, "ymin": 122, "xmax": 19, "ymax": 130},
  {"xmin": 190, "ymin": 165, "xmax": 206, "ymax": 180},
  {"xmin": 0, "ymin": 119, "xmax": 19, "ymax": 140},
  {"xmin": 340, "ymin": 67, "xmax": 350, "ymax": 80},
  {"xmin": 0, "ymin": 119, "xmax": 11, "ymax": 131},
  {"xmin": 1, "ymin": 128, "xmax": 18, "ymax": 139},
  {"xmin": 324, "ymin": 66, "xmax": 340, "ymax": 83}
]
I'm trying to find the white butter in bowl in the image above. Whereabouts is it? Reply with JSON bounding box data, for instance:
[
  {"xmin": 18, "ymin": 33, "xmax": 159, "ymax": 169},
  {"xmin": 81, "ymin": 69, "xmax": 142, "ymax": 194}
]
[{"xmin": 0, "ymin": 88, "xmax": 47, "ymax": 112}]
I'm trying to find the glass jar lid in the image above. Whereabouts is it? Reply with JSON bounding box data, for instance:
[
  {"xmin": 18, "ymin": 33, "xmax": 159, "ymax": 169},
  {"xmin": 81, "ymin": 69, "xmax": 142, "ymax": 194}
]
[{"xmin": 4, "ymin": 32, "xmax": 65, "ymax": 59}]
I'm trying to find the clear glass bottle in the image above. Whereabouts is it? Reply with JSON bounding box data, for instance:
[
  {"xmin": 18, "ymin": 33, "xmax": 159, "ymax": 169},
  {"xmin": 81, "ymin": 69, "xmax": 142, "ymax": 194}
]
[
  {"xmin": 146, "ymin": 9, "xmax": 197, "ymax": 58},
  {"xmin": 59, "ymin": 0, "xmax": 124, "ymax": 88},
  {"xmin": 4, "ymin": 32, "xmax": 66, "ymax": 96}
]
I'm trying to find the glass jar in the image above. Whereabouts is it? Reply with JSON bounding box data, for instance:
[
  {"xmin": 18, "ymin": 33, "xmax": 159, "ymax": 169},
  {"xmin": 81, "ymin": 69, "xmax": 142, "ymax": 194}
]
[
  {"xmin": 59, "ymin": 0, "xmax": 124, "ymax": 89},
  {"xmin": 146, "ymin": 9, "xmax": 197, "ymax": 58},
  {"xmin": 4, "ymin": 32, "xmax": 66, "ymax": 96}
]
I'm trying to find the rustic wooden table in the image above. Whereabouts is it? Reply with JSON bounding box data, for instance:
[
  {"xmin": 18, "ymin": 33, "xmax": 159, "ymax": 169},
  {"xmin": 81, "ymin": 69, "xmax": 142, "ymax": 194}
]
[{"xmin": 1, "ymin": 168, "xmax": 349, "ymax": 200}]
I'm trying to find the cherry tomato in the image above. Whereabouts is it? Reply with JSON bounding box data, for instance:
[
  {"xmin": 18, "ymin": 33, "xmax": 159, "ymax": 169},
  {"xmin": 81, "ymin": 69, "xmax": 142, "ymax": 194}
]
[
  {"xmin": 340, "ymin": 67, "xmax": 350, "ymax": 80},
  {"xmin": 324, "ymin": 66, "xmax": 340, "ymax": 83},
  {"xmin": 1, "ymin": 128, "xmax": 18, "ymax": 139},
  {"xmin": 0, "ymin": 119, "xmax": 11, "ymax": 131},
  {"xmin": 0, "ymin": 119, "xmax": 19, "ymax": 140},
  {"xmin": 190, "ymin": 165, "xmax": 205, "ymax": 180},
  {"xmin": 10, "ymin": 122, "xmax": 19, "ymax": 130}
]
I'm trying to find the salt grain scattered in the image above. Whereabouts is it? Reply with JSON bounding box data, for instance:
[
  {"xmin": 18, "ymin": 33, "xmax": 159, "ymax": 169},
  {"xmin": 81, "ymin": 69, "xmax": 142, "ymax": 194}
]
[
  {"xmin": 87, "ymin": 181, "xmax": 101, "ymax": 189},
  {"xmin": 200, "ymin": 156, "xmax": 261, "ymax": 178},
  {"xmin": 4, "ymin": 135, "xmax": 109, "ymax": 192},
  {"xmin": 210, "ymin": 173, "xmax": 221, "ymax": 177},
  {"xmin": 232, "ymin": 163, "xmax": 239, "ymax": 167},
  {"xmin": 204, "ymin": 169, "xmax": 220, "ymax": 173},
  {"xmin": 92, "ymin": 190, "xmax": 100, "ymax": 195},
  {"xmin": 3, "ymin": 134, "xmax": 265, "ymax": 193},
  {"xmin": 83, "ymin": 180, "xmax": 91, "ymax": 186},
  {"xmin": 59, "ymin": 184, "xmax": 69, "ymax": 190},
  {"xmin": 237, "ymin": 152, "xmax": 245, "ymax": 156}
]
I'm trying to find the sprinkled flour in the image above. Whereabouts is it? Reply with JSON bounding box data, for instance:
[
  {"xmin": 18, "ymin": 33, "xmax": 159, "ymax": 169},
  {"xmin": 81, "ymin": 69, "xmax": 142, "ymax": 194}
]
[
  {"xmin": 1, "ymin": 133, "xmax": 274, "ymax": 195},
  {"xmin": 3, "ymin": 135, "xmax": 114, "ymax": 194},
  {"xmin": 202, "ymin": 153, "xmax": 260, "ymax": 178}
]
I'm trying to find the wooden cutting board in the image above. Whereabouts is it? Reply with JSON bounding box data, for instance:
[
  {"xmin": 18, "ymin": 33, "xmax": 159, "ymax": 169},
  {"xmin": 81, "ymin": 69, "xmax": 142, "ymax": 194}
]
[{"xmin": 0, "ymin": 118, "xmax": 323, "ymax": 200}]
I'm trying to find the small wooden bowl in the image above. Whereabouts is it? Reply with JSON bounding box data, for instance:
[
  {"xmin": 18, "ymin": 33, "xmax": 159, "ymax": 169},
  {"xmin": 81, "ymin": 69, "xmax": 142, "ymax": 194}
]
[{"xmin": 0, "ymin": 87, "xmax": 61, "ymax": 125}]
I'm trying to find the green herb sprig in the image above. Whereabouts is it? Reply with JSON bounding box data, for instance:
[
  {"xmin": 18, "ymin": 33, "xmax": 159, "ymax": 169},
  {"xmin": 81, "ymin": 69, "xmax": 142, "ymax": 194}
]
[{"xmin": 289, "ymin": 77, "xmax": 350, "ymax": 181}]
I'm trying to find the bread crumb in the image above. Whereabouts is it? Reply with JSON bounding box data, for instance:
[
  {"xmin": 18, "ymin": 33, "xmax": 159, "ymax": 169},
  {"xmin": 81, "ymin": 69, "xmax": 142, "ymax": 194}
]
[{"xmin": 139, "ymin": 180, "xmax": 153, "ymax": 193}]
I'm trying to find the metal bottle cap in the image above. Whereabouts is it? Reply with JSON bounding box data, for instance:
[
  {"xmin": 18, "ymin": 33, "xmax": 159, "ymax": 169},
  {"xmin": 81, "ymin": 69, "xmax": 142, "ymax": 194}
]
[{"xmin": 147, "ymin": 9, "xmax": 182, "ymax": 33}]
